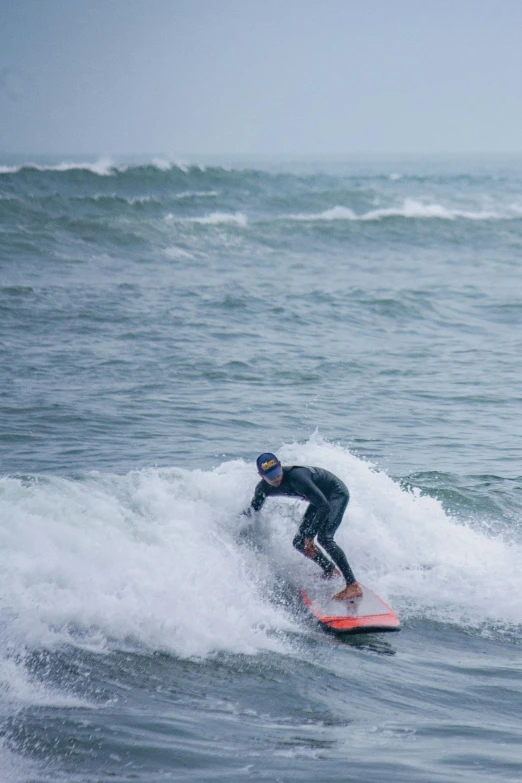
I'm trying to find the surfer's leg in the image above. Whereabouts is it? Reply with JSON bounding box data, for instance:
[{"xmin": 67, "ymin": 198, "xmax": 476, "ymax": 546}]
[
  {"xmin": 293, "ymin": 507, "xmax": 334, "ymax": 573},
  {"xmin": 316, "ymin": 492, "xmax": 357, "ymax": 585}
]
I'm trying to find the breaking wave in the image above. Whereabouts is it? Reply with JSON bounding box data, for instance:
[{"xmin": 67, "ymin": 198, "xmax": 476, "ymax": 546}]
[
  {"xmin": 286, "ymin": 199, "xmax": 522, "ymax": 222},
  {"xmin": 0, "ymin": 436, "xmax": 520, "ymax": 679}
]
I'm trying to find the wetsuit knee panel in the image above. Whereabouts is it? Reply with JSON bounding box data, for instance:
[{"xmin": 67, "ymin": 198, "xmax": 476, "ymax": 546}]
[
  {"xmin": 316, "ymin": 532, "xmax": 334, "ymax": 548},
  {"xmin": 293, "ymin": 532, "xmax": 306, "ymax": 551}
]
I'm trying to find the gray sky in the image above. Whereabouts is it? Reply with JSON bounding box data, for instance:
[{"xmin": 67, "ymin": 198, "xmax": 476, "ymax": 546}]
[{"xmin": 1, "ymin": 0, "xmax": 522, "ymax": 155}]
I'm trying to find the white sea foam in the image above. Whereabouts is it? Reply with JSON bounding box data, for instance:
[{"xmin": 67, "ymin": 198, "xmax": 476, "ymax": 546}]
[
  {"xmin": 165, "ymin": 211, "xmax": 248, "ymax": 226},
  {"xmin": 0, "ymin": 158, "xmax": 197, "ymax": 176},
  {"xmin": 287, "ymin": 199, "xmax": 506, "ymax": 222},
  {"xmin": 290, "ymin": 205, "xmax": 358, "ymax": 221},
  {"xmin": 149, "ymin": 159, "xmax": 207, "ymax": 173},
  {"xmin": 0, "ymin": 464, "xmax": 294, "ymax": 667},
  {"xmin": 0, "ymin": 158, "xmax": 117, "ymax": 176},
  {"xmin": 164, "ymin": 246, "xmax": 195, "ymax": 259},
  {"xmin": 0, "ymin": 649, "xmax": 90, "ymax": 710},
  {"xmin": 0, "ymin": 436, "xmax": 520, "ymax": 689},
  {"xmin": 91, "ymin": 193, "xmax": 156, "ymax": 204},
  {"xmin": 51, "ymin": 158, "xmax": 117, "ymax": 175},
  {"xmin": 151, "ymin": 157, "xmax": 173, "ymax": 171},
  {"xmin": 189, "ymin": 211, "xmax": 247, "ymax": 226},
  {"xmin": 275, "ymin": 436, "xmax": 522, "ymax": 632},
  {"xmin": 175, "ymin": 190, "xmax": 219, "ymax": 199}
]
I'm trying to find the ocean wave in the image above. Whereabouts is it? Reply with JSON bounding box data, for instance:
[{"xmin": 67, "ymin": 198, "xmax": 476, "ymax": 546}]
[
  {"xmin": 0, "ymin": 463, "xmax": 295, "ymax": 663},
  {"xmin": 0, "ymin": 192, "xmax": 218, "ymax": 208},
  {"xmin": 285, "ymin": 199, "xmax": 513, "ymax": 222},
  {"xmin": 0, "ymin": 158, "xmax": 117, "ymax": 176},
  {"xmin": 164, "ymin": 246, "xmax": 195, "ymax": 259},
  {"xmin": 0, "ymin": 436, "xmax": 521, "ymax": 674},
  {"xmin": 175, "ymin": 190, "xmax": 219, "ymax": 199},
  {"xmin": 151, "ymin": 158, "xmax": 208, "ymax": 173},
  {"xmin": 0, "ymin": 158, "xmax": 186, "ymax": 177},
  {"xmin": 0, "ymin": 159, "xmax": 215, "ymax": 178},
  {"xmin": 165, "ymin": 211, "xmax": 248, "ymax": 226},
  {"xmin": 89, "ymin": 193, "xmax": 158, "ymax": 205},
  {"xmin": 151, "ymin": 157, "xmax": 176, "ymax": 172},
  {"xmin": 276, "ymin": 436, "xmax": 522, "ymax": 634}
]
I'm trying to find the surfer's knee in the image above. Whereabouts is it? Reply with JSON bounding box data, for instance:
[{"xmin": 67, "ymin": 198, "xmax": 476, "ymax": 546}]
[
  {"xmin": 316, "ymin": 531, "xmax": 335, "ymax": 551},
  {"xmin": 292, "ymin": 532, "xmax": 306, "ymax": 552}
]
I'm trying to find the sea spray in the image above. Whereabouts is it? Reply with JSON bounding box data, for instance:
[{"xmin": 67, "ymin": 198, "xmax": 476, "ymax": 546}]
[
  {"xmin": 277, "ymin": 437, "xmax": 522, "ymax": 631},
  {"xmin": 0, "ymin": 468, "xmax": 294, "ymax": 665},
  {"xmin": 1, "ymin": 438, "xmax": 521, "ymax": 679}
]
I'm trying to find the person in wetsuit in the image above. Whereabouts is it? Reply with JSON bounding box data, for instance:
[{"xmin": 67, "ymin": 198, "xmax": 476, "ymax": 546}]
[{"xmin": 247, "ymin": 453, "xmax": 362, "ymax": 601}]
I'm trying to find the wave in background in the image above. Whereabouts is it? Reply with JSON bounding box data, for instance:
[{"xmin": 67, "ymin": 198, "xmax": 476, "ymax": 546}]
[
  {"xmin": 3, "ymin": 158, "xmax": 522, "ymax": 226},
  {"xmin": 285, "ymin": 200, "xmax": 522, "ymax": 221},
  {"xmin": 0, "ymin": 158, "xmax": 118, "ymax": 176},
  {"xmin": 0, "ymin": 158, "xmax": 212, "ymax": 177}
]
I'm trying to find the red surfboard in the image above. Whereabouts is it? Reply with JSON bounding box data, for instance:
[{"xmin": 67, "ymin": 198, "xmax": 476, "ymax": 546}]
[{"xmin": 301, "ymin": 581, "xmax": 400, "ymax": 635}]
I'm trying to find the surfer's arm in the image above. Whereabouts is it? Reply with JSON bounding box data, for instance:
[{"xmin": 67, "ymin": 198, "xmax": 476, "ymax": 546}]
[{"xmin": 242, "ymin": 480, "xmax": 268, "ymax": 516}]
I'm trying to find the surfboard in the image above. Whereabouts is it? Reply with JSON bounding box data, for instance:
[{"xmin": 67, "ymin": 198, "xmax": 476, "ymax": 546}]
[{"xmin": 301, "ymin": 580, "xmax": 400, "ymax": 635}]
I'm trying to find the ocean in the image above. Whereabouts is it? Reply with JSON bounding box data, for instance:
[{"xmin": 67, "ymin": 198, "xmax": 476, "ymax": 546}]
[{"xmin": 1, "ymin": 153, "xmax": 521, "ymax": 782}]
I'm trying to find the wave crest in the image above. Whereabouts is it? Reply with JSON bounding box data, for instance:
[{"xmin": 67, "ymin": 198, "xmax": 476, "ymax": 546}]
[
  {"xmin": 165, "ymin": 211, "xmax": 248, "ymax": 226},
  {"xmin": 0, "ymin": 158, "xmax": 116, "ymax": 176},
  {"xmin": 0, "ymin": 436, "xmax": 521, "ymax": 670},
  {"xmin": 286, "ymin": 199, "xmax": 510, "ymax": 222}
]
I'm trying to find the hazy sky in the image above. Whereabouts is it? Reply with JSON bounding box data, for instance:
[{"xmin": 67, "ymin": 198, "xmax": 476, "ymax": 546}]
[{"xmin": 1, "ymin": 0, "xmax": 522, "ymax": 155}]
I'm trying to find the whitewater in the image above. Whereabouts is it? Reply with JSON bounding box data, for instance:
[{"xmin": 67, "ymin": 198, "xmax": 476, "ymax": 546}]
[
  {"xmin": 1, "ymin": 437, "xmax": 520, "ymax": 664},
  {"xmin": 1, "ymin": 153, "xmax": 522, "ymax": 782}
]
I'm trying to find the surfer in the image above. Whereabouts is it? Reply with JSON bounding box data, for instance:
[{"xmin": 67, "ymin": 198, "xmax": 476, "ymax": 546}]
[{"xmin": 246, "ymin": 453, "xmax": 362, "ymax": 601}]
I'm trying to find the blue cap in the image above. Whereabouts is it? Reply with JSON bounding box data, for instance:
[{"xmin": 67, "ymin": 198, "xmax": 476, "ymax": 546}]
[{"xmin": 256, "ymin": 453, "xmax": 283, "ymax": 480}]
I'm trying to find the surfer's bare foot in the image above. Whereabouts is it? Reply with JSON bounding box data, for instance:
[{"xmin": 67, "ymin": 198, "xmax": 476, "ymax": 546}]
[
  {"xmin": 333, "ymin": 581, "xmax": 363, "ymax": 601},
  {"xmin": 321, "ymin": 567, "xmax": 342, "ymax": 579}
]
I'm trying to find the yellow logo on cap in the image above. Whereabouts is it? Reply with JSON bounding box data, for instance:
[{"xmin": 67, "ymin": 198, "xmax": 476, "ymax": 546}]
[{"xmin": 261, "ymin": 459, "xmax": 278, "ymax": 471}]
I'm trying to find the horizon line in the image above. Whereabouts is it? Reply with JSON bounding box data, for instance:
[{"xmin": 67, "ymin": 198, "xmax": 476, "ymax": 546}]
[{"xmin": 2, "ymin": 150, "xmax": 522, "ymax": 158}]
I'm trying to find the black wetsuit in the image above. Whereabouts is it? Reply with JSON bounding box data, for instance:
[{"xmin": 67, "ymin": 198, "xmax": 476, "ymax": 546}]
[{"xmin": 250, "ymin": 466, "xmax": 356, "ymax": 585}]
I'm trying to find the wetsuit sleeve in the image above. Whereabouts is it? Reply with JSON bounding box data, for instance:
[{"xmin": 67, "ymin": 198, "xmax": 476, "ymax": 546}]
[
  {"xmin": 290, "ymin": 468, "xmax": 330, "ymax": 522},
  {"xmin": 250, "ymin": 480, "xmax": 269, "ymax": 512}
]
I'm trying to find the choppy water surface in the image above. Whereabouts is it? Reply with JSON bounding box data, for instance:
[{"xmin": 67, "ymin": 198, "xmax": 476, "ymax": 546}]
[{"xmin": 1, "ymin": 154, "xmax": 522, "ymax": 782}]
